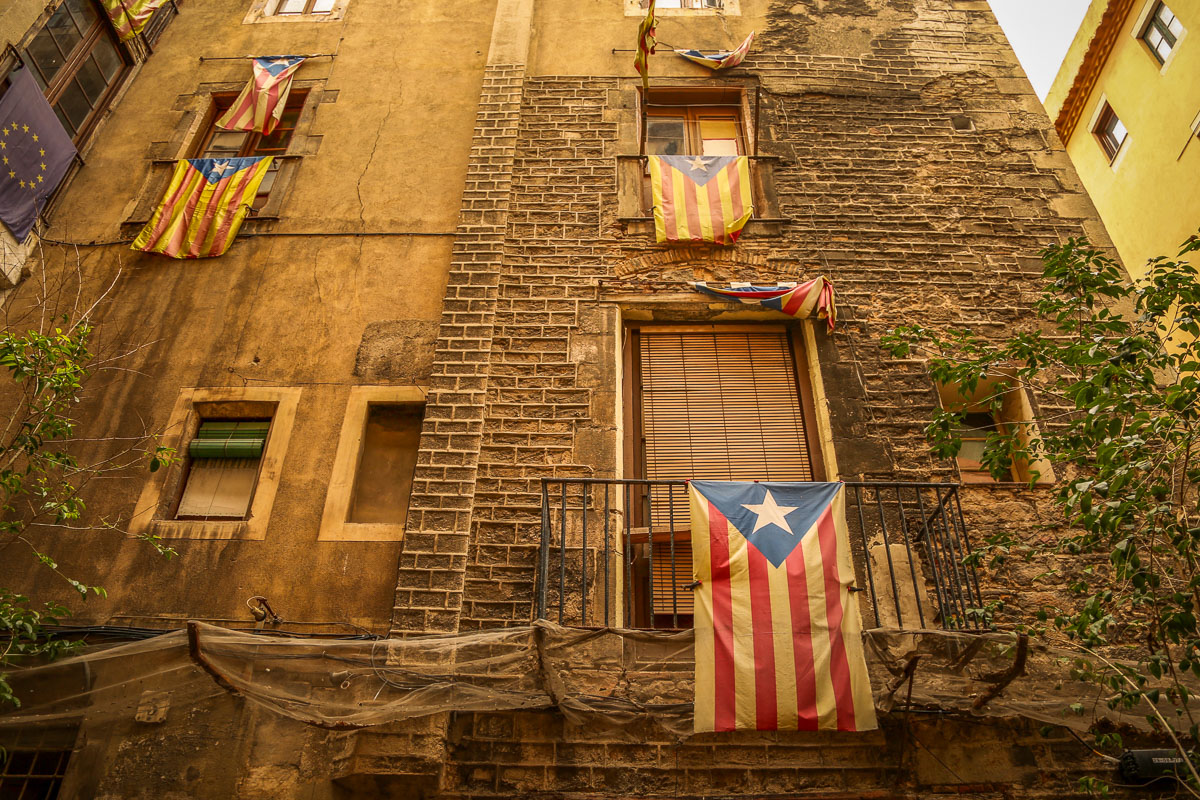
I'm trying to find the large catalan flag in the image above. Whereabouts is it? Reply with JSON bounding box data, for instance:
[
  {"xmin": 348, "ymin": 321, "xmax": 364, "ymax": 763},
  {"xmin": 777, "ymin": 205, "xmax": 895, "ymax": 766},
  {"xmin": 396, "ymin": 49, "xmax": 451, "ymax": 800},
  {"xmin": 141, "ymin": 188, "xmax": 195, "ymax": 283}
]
[
  {"xmin": 100, "ymin": 0, "xmax": 167, "ymax": 42},
  {"xmin": 692, "ymin": 276, "xmax": 838, "ymax": 331},
  {"xmin": 217, "ymin": 57, "xmax": 307, "ymax": 135},
  {"xmin": 690, "ymin": 481, "xmax": 877, "ymax": 733},
  {"xmin": 131, "ymin": 157, "xmax": 272, "ymax": 259},
  {"xmin": 675, "ymin": 31, "xmax": 755, "ymax": 70},
  {"xmin": 649, "ymin": 155, "xmax": 753, "ymax": 245}
]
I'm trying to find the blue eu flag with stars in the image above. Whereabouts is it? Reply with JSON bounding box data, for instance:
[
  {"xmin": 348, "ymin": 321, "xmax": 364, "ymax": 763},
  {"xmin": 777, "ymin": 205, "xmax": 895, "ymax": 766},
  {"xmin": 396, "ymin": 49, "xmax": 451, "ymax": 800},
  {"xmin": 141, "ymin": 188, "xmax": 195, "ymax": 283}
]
[{"xmin": 0, "ymin": 68, "xmax": 77, "ymax": 241}]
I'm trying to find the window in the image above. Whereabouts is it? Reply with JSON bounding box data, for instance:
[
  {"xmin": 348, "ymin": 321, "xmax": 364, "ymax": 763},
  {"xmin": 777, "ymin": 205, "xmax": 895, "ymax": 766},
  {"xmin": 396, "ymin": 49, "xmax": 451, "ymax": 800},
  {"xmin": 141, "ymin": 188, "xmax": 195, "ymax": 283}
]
[
  {"xmin": 1093, "ymin": 103, "xmax": 1128, "ymax": 160},
  {"xmin": 132, "ymin": 387, "xmax": 301, "ymax": 540},
  {"xmin": 193, "ymin": 90, "xmax": 307, "ymax": 210},
  {"xmin": 641, "ymin": 87, "xmax": 746, "ymax": 210},
  {"xmin": 650, "ymin": 0, "xmax": 723, "ymax": 8},
  {"xmin": 630, "ymin": 0, "xmax": 735, "ymax": 12},
  {"xmin": 0, "ymin": 727, "xmax": 75, "ymax": 799},
  {"xmin": 270, "ymin": 0, "xmax": 336, "ymax": 14},
  {"xmin": 244, "ymin": 0, "xmax": 347, "ymax": 21},
  {"xmin": 626, "ymin": 325, "xmax": 824, "ymax": 627},
  {"xmin": 319, "ymin": 386, "xmax": 425, "ymax": 541},
  {"xmin": 347, "ymin": 404, "xmax": 422, "ymax": 524},
  {"xmin": 20, "ymin": 0, "xmax": 131, "ymax": 142},
  {"xmin": 644, "ymin": 88, "xmax": 745, "ymax": 157},
  {"xmin": 176, "ymin": 420, "xmax": 271, "ymax": 519},
  {"xmin": 936, "ymin": 375, "xmax": 1053, "ymax": 485},
  {"xmin": 1142, "ymin": 2, "xmax": 1184, "ymax": 63}
]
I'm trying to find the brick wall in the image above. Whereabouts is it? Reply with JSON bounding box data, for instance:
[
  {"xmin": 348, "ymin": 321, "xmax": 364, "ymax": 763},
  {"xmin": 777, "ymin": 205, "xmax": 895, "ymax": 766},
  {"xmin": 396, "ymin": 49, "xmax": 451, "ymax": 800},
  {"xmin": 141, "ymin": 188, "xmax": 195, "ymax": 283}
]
[{"xmin": 400, "ymin": 0, "xmax": 1123, "ymax": 794}]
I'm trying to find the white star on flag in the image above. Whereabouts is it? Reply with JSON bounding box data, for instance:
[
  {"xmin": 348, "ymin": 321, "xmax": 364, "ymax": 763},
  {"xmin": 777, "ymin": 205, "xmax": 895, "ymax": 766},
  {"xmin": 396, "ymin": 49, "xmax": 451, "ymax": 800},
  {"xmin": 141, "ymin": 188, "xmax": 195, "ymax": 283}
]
[
  {"xmin": 742, "ymin": 490, "xmax": 800, "ymax": 535},
  {"xmin": 685, "ymin": 155, "xmax": 711, "ymax": 171},
  {"xmin": 210, "ymin": 160, "xmax": 233, "ymax": 176}
]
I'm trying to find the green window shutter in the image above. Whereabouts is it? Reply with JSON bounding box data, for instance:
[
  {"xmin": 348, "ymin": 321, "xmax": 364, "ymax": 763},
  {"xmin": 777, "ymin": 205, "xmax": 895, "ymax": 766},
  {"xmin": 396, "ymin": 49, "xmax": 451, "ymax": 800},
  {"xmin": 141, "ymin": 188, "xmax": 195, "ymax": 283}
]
[{"xmin": 189, "ymin": 421, "xmax": 270, "ymax": 459}]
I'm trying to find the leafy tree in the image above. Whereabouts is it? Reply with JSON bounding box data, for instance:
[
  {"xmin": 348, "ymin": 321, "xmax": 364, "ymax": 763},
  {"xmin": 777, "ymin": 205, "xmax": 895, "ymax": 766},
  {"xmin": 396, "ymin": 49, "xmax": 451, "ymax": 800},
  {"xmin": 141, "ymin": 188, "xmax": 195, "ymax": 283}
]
[
  {"xmin": 0, "ymin": 248, "xmax": 175, "ymax": 708},
  {"xmin": 882, "ymin": 232, "xmax": 1200, "ymax": 791}
]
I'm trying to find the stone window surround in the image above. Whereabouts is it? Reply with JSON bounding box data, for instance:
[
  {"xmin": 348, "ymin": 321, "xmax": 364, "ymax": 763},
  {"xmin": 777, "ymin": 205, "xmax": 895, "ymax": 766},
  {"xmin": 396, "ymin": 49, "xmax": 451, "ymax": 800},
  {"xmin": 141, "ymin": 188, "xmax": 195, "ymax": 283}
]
[
  {"xmin": 318, "ymin": 385, "xmax": 426, "ymax": 542},
  {"xmin": 614, "ymin": 79, "xmax": 784, "ymax": 237},
  {"xmin": 624, "ymin": 0, "xmax": 740, "ymax": 16},
  {"xmin": 935, "ymin": 372, "xmax": 1055, "ymax": 488},
  {"xmin": 612, "ymin": 302, "xmax": 840, "ymax": 483},
  {"xmin": 131, "ymin": 386, "xmax": 302, "ymax": 541},
  {"xmin": 1086, "ymin": 94, "xmax": 1130, "ymax": 170},
  {"xmin": 1131, "ymin": 0, "xmax": 1187, "ymax": 72},
  {"xmin": 121, "ymin": 79, "xmax": 327, "ymax": 232},
  {"xmin": 243, "ymin": 0, "xmax": 349, "ymax": 24}
]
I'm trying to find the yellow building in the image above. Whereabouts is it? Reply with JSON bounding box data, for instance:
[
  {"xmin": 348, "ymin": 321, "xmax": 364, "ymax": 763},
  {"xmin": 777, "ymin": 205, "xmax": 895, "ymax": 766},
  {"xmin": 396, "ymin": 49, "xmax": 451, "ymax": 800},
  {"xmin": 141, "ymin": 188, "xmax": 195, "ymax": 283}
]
[{"xmin": 1046, "ymin": 0, "xmax": 1200, "ymax": 280}]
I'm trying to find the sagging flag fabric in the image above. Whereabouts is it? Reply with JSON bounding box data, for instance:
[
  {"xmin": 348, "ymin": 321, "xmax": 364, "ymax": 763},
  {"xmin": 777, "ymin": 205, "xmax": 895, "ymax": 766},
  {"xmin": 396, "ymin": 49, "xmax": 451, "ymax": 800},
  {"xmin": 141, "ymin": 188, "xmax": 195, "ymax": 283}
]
[
  {"xmin": 0, "ymin": 68, "xmax": 78, "ymax": 241},
  {"xmin": 676, "ymin": 31, "xmax": 755, "ymax": 70},
  {"xmin": 131, "ymin": 157, "xmax": 273, "ymax": 259},
  {"xmin": 217, "ymin": 57, "xmax": 307, "ymax": 135},
  {"xmin": 100, "ymin": 0, "xmax": 167, "ymax": 42},
  {"xmin": 689, "ymin": 481, "xmax": 877, "ymax": 733},
  {"xmin": 634, "ymin": 0, "xmax": 657, "ymax": 91},
  {"xmin": 692, "ymin": 276, "xmax": 838, "ymax": 331},
  {"xmin": 649, "ymin": 155, "xmax": 752, "ymax": 245}
]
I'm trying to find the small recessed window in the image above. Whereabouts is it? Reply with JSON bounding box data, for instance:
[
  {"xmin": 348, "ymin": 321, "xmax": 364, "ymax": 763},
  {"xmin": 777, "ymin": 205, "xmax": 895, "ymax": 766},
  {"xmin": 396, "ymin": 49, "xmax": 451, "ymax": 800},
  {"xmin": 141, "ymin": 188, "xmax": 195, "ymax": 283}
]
[
  {"xmin": 1094, "ymin": 103, "xmax": 1128, "ymax": 161},
  {"xmin": 176, "ymin": 420, "xmax": 271, "ymax": 520},
  {"xmin": 271, "ymin": 0, "xmax": 336, "ymax": 14},
  {"xmin": 1142, "ymin": 2, "xmax": 1184, "ymax": 64},
  {"xmin": 347, "ymin": 404, "xmax": 423, "ymax": 525},
  {"xmin": 952, "ymin": 412, "xmax": 1010, "ymax": 483},
  {"xmin": 645, "ymin": 0, "xmax": 724, "ymax": 8}
]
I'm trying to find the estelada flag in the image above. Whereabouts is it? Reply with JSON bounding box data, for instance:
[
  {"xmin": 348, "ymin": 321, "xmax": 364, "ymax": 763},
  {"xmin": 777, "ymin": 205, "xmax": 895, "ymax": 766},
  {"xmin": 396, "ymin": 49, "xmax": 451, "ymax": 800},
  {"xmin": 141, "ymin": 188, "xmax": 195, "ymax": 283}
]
[
  {"xmin": 217, "ymin": 57, "xmax": 307, "ymax": 135},
  {"xmin": 131, "ymin": 157, "xmax": 273, "ymax": 259},
  {"xmin": 689, "ymin": 481, "xmax": 877, "ymax": 733},
  {"xmin": 675, "ymin": 31, "xmax": 755, "ymax": 70},
  {"xmin": 649, "ymin": 155, "xmax": 753, "ymax": 245},
  {"xmin": 692, "ymin": 276, "xmax": 838, "ymax": 332},
  {"xmin": 634, "ymin": 0, "xmax": 657, "ymax": 91},
  {"xmin": 100, "ymin": 0, "xmax": 167, "ymax": 42}
]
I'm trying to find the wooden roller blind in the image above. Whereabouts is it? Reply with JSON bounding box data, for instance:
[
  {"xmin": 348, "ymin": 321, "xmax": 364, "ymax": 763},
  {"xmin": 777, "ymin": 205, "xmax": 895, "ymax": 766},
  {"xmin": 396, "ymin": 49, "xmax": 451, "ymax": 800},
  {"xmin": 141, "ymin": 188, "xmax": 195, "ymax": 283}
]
[
  {"xmin": 638, "ymin": 330, "xmax": 816, "ymax": 484},
  {"xmin": 652, "ymin": 540, "xmax": 695, "ymax": 616}
]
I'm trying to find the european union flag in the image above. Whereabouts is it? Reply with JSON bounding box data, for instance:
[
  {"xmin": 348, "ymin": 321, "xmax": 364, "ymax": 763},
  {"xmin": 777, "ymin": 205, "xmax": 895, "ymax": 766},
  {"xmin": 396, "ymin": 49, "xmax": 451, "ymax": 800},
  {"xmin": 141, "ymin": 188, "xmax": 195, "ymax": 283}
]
[{"xmin": 0, "ymin": 68, "xmax": 77, "ymax": 241}]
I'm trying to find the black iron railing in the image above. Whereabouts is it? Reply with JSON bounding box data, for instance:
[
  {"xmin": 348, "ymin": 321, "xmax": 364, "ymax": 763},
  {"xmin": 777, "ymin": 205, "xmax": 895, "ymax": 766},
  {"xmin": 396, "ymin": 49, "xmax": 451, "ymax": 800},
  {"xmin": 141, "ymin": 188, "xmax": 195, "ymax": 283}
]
[{"xmin": 536, "ymin": 479, "xmax": 988, "ymax": 632}]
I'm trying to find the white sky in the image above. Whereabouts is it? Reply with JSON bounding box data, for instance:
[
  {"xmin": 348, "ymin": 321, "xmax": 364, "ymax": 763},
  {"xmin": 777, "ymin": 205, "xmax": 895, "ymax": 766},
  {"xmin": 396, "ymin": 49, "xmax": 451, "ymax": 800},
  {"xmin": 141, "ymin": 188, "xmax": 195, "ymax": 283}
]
[{"xmin": 987, "ymin": 0, "xmax": 1092, "ymax": 99}]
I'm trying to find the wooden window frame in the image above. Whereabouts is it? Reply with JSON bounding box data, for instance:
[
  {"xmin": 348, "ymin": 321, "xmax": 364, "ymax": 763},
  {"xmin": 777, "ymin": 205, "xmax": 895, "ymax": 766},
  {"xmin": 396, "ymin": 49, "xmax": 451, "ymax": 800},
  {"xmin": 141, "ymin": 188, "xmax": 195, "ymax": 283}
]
[
  {"xmin": 1141, "ymin": 1, "xmax": 1183, "ymax": 64},
  {"xmin": 191, "ymin": 89, "xmax": 309, "ymax": 211},
  {"xmin": 244, "ymin": 0, "xmax": 348, "ymax": 23},
  {"xmin": 1093, "ymin": 103, "xmax": 1128, "ymax": 162},
  {"xmin": 624, "ymin": 322, "xmax": 826, "ymax": 485},
  {"xmin": 19, "ymin": 0, "xmax": 133, "ymax": 145},
  {"xmin": 622, "ymin": 323, "xmax": 826, "ymax": 628},
  {"xmin": 272, "ymin": 0, "xmax": 336, "ymax": 14}
]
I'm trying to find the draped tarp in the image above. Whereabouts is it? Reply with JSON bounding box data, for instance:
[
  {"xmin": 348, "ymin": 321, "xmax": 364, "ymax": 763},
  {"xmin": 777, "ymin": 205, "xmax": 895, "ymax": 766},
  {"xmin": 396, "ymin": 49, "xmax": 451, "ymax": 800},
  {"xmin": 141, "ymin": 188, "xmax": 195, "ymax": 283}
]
[{"xmin": 0, "ymin": 621, "xmax": 1191, "ymax": 738}]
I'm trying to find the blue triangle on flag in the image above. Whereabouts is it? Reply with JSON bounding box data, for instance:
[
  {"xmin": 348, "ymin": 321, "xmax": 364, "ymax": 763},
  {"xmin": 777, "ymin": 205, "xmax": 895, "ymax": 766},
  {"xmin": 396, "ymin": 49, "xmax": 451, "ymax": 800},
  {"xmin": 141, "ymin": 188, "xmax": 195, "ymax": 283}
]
[{"xmin": 692, "ymin": 481, "xmax": 841, "ymax": 568}]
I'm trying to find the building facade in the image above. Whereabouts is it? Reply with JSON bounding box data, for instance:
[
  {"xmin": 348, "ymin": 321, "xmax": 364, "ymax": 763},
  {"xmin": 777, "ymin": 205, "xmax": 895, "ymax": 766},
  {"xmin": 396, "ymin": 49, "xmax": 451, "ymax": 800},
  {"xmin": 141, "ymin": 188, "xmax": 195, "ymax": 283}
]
[
  {"xmin": 0, "ymin": 0, "xmax": 1155, "ymax": 797},
  {"xmin": 1045, "ymin": 0, "xmax": 1199, "ymax": 281}
]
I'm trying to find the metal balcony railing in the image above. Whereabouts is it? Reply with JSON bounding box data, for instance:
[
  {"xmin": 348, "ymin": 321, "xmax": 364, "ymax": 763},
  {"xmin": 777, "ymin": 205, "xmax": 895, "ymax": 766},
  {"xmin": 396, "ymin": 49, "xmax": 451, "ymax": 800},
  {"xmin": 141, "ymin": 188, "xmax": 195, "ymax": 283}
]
[{"xmin": 536, "ymin": 479, "xmax": 988, "ymax": 632}]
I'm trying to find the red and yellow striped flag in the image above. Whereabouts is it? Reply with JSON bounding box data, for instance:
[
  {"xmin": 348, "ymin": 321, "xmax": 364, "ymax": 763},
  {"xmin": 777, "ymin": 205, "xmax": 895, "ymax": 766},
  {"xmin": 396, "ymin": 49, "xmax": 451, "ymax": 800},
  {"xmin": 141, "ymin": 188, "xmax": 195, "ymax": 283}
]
[
  {"xmin": 100, "ymin": 0, "xmax": 166, "ymax": 42},
  {"xmin": 649, "ymin": 155, "xmax": 753, "ymax": 245},
  {"xmin": 690, "ymin": 481, "xmax": 877, "ymax": 733},
  {"xmin": 131, "ymin": 157, "xmax": 272, "ymax": 259},
  {"xmin": 634, "ymin": 0, "xmax": 657, "ymax": 91},
  {"xmin": 217, "ymin": 57, "xmax": 306, "ymax": 135}
]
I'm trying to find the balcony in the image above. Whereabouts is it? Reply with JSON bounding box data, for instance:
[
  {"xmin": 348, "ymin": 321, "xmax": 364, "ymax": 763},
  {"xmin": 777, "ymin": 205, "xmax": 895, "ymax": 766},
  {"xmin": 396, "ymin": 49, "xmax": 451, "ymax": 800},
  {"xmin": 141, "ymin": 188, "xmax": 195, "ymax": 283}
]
[{"xmin": 536, "ymin": 479, "xmax": 987, "ymax": 632}]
